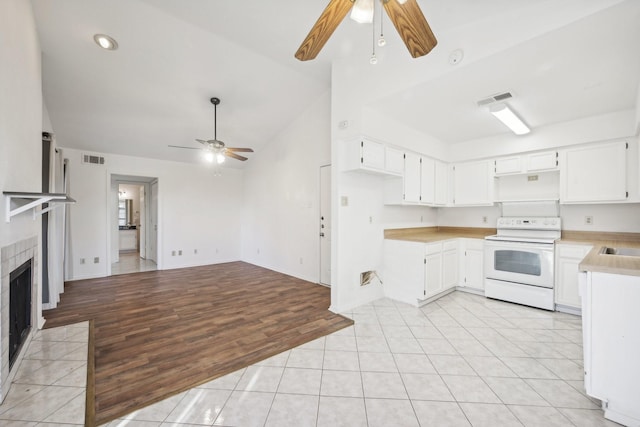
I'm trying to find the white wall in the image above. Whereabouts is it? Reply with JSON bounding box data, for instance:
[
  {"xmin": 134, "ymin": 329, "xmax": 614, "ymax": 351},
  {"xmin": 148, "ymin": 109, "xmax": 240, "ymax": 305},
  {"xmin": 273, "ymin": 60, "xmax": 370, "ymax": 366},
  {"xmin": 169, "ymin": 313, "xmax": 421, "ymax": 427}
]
[
  {"xmin": 447, "ymin": 109, "xmax": 636, "ymax": 162},
  {"xmin": 62, "ymin": 148, "xmax": 243, "ymax": 280},
  {"xmin": 0, "ymin": 0, "xmax": 43, "ymax": 331},
  {"xmin": 241, "ymin": 92, "xmax": 331, "ymax": 283},
  {"xmin": 0, "ymin": 0, "xmax": 42, "ymax": 246}
]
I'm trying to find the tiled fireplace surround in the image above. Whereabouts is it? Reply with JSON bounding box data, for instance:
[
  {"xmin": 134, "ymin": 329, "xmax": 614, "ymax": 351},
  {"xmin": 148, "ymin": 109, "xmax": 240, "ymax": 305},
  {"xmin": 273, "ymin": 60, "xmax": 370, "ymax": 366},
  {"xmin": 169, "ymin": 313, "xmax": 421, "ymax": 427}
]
[{"xmin": 0, "ymin": 236, "xmax": 38, "ymax": 402}]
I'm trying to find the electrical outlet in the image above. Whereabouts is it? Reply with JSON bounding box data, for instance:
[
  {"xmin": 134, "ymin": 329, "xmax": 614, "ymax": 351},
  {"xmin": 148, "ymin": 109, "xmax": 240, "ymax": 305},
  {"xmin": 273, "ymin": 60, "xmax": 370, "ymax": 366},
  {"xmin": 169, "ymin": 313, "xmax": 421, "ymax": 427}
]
[
  {"xmin": 171, "ymin": 250, "xmax": 176, "ymax": 256},
  {"xmin": 257, "ymin": 248, "xmax": 260, "ymax": 255},
  {"xmin": 527, "ymin": 175, "xmax": 539, "ymax": 182},
  {"xmin": 194, "ymin": 249, "xmax": 198, "ymax": 254},
  {"xmin": 94, "ymin": 257, "xmax": 99, "ymax": 264},
  {"xmin": 420, "ymin": 215, "xmax": 424, "ymax": 222},
  {"xmin": 369, "ymin": 216, "xmax": 373, "ymax": 224},
  {"xmin": 178, "ymin": 250, "xmax": 182, "ymax": 256},
  {"xmin": 299, "ymin": 257, "xmax": 303, "ymax": 265},
  {"xmin": 341, "ymin": 196, "xmax": 348, "ymax": 207},
  {"xmin": 80, "ymin": 258, "xmax": 85, "ymax": 265},
  {"xmin": 585, "ymin": 216, "xmax": 594, "ymax": 225},
  {"xmin": 482, "ymin": 216, "xmax": 488, "ymax": 224}
]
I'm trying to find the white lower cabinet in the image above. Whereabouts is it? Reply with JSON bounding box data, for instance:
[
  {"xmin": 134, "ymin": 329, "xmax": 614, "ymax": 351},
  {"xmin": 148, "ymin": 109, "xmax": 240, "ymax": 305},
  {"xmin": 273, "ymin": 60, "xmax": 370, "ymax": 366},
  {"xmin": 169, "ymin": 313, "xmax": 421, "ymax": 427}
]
[
  {"xmin": 383, "ymin": 239, "xmax": 458, "ymax": 306},
  {"xmin": 555, "ymin": 243, "xmax": 592, "ymax": 314},
  {"xmin": 459, "ymin": 238, "xmax": 485, "ymax": 292}
]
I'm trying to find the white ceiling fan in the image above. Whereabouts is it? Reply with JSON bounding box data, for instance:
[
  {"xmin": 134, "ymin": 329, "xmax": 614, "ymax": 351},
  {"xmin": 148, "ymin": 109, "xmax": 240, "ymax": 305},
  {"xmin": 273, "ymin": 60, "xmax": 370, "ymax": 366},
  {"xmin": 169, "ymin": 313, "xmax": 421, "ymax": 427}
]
[{"xmin": 169, "ymin": 97, "xmax": 253, "ymax": 164}]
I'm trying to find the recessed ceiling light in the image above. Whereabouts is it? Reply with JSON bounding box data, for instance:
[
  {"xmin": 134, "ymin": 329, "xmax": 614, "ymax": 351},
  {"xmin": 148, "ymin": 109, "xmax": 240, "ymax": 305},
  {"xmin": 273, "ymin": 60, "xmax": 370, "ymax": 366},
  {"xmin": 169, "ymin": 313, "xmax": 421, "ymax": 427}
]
[{"xmin": 93, "ymin": 34, "xmax": 118, "ymax": 51}]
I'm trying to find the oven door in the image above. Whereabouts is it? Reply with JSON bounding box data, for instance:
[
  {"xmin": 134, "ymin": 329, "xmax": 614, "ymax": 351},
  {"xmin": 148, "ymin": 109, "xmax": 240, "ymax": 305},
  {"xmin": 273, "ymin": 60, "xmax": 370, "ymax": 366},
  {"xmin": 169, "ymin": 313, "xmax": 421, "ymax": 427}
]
[{"xmin": 484, "ymin": 240, "xmax": 554, "ymax": 288}]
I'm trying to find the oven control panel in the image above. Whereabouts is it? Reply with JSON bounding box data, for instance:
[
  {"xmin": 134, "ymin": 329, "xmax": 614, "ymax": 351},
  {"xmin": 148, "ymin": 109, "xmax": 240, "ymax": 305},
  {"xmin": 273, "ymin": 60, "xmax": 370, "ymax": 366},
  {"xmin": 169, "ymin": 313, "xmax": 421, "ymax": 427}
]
[{"xmin": 497, "ymin": 217, "xmax": 561, "ymax": 230}]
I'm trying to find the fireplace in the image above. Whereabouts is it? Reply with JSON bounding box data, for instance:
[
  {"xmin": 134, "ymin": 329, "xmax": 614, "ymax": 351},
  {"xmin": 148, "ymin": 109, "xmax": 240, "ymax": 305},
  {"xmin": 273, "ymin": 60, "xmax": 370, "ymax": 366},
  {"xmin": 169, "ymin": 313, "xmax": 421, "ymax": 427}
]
[
  {"xmin": 1, "ymin": 236, "xmax": 38, "ymax": 402},
  {"xmin": 9, "ymin": 259, "xmax": 32, "ymax": 369}
]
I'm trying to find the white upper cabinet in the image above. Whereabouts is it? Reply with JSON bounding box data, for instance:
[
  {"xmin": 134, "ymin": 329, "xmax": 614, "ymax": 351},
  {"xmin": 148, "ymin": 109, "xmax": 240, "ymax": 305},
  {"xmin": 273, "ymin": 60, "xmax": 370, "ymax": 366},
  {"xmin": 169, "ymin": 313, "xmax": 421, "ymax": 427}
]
[
  {"xmin": 494, "ymin": 151, "xmax": 558, "ymax": 176},
  {"xmin": 434, "ymin": 160, "xmax": 448, "ymax": 206},
  {"xmin": 404, "ymin": 152, "xmax": 422, "ymax": 203},
  {"xmin": 560, "ymin": 141, "xmax": 628, "ymax": 203},
  {"xmin": 527, "ymin": 151, "xmax": 558, "ymax": 172},
  {"xmin": 452, "ymin": 160, "xmax": 494, "ymax": 206},
  {"xmin": 421, "ymin": 156, "xmax": 436, "ymax": 205},
  {"xmin": 385, "ymin": 146, "xmax": 404, "ymax": 176}
]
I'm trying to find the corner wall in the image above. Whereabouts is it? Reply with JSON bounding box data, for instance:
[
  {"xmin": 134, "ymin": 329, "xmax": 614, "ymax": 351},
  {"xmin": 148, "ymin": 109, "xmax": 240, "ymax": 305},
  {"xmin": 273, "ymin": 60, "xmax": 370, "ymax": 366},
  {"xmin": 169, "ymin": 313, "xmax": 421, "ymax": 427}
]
[{"xmin": 240, "ymin": 92, "xmax": 331, "ymax": 283}]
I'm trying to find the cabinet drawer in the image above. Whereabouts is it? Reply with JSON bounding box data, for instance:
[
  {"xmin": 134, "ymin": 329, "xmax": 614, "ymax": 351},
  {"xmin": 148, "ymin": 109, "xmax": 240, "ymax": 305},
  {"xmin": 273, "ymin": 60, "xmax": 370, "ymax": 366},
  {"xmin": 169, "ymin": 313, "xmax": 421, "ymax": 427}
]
[
  {"xmin": 442, "ymin": 240, "xmax": 458, "ymax": 252},
  {"xmin": 425, "ymin": 242, "xmax": 443, "ymax": 255}
]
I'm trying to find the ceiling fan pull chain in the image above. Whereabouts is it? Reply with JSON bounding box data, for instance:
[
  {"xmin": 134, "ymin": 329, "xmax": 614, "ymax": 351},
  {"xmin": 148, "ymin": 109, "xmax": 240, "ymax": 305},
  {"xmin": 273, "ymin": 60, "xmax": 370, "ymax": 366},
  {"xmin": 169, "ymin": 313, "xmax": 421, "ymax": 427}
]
[{"xmin": 370, "ymin": 1, "xmax": 378, "ymax": 64}]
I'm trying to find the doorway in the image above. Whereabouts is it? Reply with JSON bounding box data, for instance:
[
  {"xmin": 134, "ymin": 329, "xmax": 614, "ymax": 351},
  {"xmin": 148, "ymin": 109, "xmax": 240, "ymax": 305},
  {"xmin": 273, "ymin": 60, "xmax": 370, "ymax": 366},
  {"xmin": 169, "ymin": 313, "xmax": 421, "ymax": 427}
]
[
  {"xmin": 319, "ymin": 165, "xmax": 331, "ymax": 286},
  {"xmin": 110, "ymin": 175, "xmax": 158, "ymax": 275}
]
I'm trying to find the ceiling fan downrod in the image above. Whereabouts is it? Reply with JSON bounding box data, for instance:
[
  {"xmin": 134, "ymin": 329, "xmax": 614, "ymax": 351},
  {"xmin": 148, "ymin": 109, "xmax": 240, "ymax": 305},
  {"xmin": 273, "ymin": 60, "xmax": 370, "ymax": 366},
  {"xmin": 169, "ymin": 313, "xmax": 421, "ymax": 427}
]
[{"xmin": 210, "ymin": 97, "xmax": 220, "ymax": 140}]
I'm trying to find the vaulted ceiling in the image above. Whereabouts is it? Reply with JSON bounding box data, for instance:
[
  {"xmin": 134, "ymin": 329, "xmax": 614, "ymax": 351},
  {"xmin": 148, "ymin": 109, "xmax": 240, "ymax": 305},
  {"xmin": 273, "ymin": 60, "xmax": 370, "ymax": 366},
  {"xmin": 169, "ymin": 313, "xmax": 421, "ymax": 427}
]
[{"xmin": 31, "ymin": 0, "xmax": 640, "ymax": 165}]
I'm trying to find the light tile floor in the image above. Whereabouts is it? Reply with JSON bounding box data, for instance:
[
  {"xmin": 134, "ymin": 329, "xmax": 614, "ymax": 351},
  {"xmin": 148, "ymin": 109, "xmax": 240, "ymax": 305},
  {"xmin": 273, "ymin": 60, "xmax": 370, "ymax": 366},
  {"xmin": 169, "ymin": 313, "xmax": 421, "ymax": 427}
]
[
  {"xmin": 0, "ymin": 321, "xmax": 88, "ymax": 425},
  {"xmin": 1, "ymin": 292, "xmax": 623, "ymax": 426},
  {"xmin": 111, "ymin": 252, "xmax": 157, "ymax": 276}
]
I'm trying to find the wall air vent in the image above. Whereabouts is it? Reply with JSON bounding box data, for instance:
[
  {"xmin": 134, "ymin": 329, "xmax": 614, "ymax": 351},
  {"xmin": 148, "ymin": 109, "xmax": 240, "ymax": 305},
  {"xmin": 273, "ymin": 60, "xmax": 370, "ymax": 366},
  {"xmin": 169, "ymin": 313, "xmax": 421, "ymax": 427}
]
[
  {"xmin": 82, "ymin": 154, "xmax": 105, "ymax": 165},
  {"xmin": 477, "ymin": 91, "xmax": 513, "ymax": 107}
]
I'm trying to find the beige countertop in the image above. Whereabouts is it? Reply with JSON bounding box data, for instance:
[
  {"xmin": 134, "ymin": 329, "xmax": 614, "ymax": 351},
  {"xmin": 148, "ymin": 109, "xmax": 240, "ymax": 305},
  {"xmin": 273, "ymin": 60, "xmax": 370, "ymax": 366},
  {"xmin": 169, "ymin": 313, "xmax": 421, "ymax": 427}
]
[
  {"xmin": 559, "ymin": 231, "xmax": 640, "ymax": 277},
  {"xmin": 386, "ymin": 227, "xmax": 640, "ymax": 276},
  {"xmin": 384, "ymin": 226, "xmax": 496, "ymax": 243}
]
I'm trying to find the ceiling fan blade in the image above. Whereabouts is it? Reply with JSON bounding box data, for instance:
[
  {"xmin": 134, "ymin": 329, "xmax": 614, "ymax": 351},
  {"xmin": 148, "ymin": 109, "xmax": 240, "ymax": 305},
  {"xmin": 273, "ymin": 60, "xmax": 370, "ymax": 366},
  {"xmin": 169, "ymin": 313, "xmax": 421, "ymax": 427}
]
[
  {"xmin": 383, "ymin": 0, "xmax": 437, "ymax": 58},
  {"xmin": 168, "ymin": 145, "xmax": 202, "ymax": 150},
  {"xmin": 295, "ymin": 0, "xmax": 354, "ymax": 61},
  {"xmin": 225, "ymin": 147, "xmax": 254, "ymax": 152},
  {"xmin": 225, "ymin": 151, "xmax": 248, "ymax": 161}
]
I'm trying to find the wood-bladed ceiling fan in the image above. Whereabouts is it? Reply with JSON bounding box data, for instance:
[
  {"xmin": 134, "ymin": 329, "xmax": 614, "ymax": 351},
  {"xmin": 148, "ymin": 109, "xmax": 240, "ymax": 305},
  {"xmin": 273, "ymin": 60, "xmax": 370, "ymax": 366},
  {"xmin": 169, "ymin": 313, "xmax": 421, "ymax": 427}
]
[
  {"xmin": 295, "ymin": 0, "xmax": 437, "ymax": 61},
  {"xmin": 169, "ymin": 97, "xmax": 253, "ymax": 163}
]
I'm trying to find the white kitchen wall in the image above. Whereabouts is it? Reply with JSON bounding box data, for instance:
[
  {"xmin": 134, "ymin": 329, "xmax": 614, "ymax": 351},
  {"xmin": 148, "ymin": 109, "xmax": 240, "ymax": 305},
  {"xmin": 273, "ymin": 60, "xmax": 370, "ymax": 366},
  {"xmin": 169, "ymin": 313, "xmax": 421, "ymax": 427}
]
[
  {"xmin": 241, "ymin": 92, "xmax": 331, "ymax": 283},
  {"xmin": 560, "ymin": 204, "xmax": 640, "ymax": 232},
  {"xmin": 447, "ymin": 109, "xmax": 636, "ymax": 162},
  {"xmin": 635, "ymin": 82, "xmax": 640, "ymax": 135},
  {"xmin": 62, "ymin": 148, "xmax": 243, "ymax": 280}
]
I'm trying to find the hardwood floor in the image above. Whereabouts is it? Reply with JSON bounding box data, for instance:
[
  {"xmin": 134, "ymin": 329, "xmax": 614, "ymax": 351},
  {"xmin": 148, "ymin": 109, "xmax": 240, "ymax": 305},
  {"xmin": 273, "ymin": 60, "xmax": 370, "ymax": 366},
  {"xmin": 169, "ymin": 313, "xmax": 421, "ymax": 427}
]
[{"xmin": 43, "ymin": 261, "xmax": 353, "ymax": 426}]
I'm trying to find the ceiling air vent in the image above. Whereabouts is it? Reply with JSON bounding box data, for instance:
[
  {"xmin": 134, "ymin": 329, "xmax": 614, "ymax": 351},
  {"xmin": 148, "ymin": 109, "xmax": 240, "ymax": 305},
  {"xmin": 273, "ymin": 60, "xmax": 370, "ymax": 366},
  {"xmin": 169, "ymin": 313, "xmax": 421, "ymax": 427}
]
[
  {"xmin": 477, "ymin": 91, "xmax": 513, "ymax": 107},
  {"xmin": 82, "ymin": 154, "xmax": 105, "ymax": 165}
]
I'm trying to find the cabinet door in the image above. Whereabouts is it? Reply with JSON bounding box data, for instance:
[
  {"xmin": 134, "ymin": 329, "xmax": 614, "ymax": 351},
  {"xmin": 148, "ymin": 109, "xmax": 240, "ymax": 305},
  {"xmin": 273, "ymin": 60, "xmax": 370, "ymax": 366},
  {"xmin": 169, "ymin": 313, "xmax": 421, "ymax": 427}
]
[
  {"xmin": 561, "ymin": 141, "xmax": 627, "ymax": 203},
  {"xmin": 495, "ymin": 156, "xmax": 522, "ymax": 175},
  {"xmin": 453, "ymin": 160, "xmax": 493, "ymax": 205},
  {"xmin": 421, "ymin": 157, "xmax": 436, "ymax": 205},
  {"xmin": 555, "ymin": 244, "xmax": 592, "ymax": 309},
  {"xmin": 442, "ymin": 249, "xmax": 458, "ymax": 290},
  {"xmin": 527, "ymin": 151, "xmax": 557, "ymax": 172},
  {"xmin": 434, "ymin": 160, "xmax": 448, "ymax": 206},
  {"xmin": 425, "ymin": 252, "xmax": 443, "ymax": 298},
  {"xmin": 361, "ymin": 139, "xmax": 385, "ymax": 170},
  {"xmin": 383, "ymin": 240, "xmax": 426, "ymax": 305},
  {"xmin": 463, "ymin": 240, "xmax": 484, "ymax": 290},
  {"xmin": 404, "ymin": 152, "xmax": 422, "ymax": 203},
  {"xmin": 385, "ymin": 146, "xmax": 404, "ymax": 175}
]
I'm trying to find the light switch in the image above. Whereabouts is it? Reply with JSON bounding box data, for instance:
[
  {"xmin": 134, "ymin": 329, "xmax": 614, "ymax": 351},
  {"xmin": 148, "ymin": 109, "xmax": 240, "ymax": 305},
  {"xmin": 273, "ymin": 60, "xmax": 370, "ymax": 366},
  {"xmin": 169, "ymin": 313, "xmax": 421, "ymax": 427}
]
[{"xmin": 341, "ymin": 196, "xmax": 348, "ymax": 207}]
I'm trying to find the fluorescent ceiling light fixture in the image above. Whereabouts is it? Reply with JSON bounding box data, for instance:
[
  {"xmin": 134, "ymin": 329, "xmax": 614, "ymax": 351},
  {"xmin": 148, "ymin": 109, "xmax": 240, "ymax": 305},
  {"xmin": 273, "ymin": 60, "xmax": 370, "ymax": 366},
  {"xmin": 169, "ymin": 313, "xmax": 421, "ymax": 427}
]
[
  {"xmin": 350, "ymin": 0, "xmax": 374, "ymax": 23},
  {"xmin": 397, "ymin": 0, "xmax": 408, "ymax": 4},
  {"xmin": 93, "ymin": 34, "xmax": 118, "ymax": 50},
  {"xmin": 489, "ymin": 103, "xmax": 530, "ymax": 135}
]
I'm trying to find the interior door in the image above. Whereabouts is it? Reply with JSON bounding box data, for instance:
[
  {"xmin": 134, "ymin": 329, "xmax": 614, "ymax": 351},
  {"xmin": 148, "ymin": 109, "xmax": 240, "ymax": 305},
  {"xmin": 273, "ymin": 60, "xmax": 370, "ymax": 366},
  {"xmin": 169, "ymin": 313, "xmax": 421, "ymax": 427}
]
[
  {"xmin": 149, "ymin": 180, "xmax": 158, "ymax": 263},
  {"xmin": 139, "ymin": 184, "xmax": 146, "ymax": 259},
  {"xmin": 320, "ymin": 165, "xmax": 331, "ymax": 286}
]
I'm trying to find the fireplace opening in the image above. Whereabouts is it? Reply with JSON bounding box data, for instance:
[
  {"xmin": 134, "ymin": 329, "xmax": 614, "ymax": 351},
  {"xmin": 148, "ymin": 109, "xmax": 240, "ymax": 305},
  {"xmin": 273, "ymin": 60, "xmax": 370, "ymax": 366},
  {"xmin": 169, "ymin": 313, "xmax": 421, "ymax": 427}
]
[{"xmin": 9, "ymin": 259, "xmax": 32, "ymax": 369}]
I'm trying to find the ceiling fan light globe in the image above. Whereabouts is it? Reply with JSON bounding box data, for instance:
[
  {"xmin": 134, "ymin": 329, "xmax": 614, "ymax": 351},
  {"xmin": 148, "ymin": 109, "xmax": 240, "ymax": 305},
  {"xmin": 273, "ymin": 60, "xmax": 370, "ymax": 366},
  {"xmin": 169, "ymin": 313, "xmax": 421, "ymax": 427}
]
[
  {"xmin": 350, "ymin": 0, "xmax": 374, "ymax": 23},
  {"xmin": 216, "ymin": 154, "xmax": 226, "ymax": 164},
  {"xmin": 204, "ymin": 151, "xmax": 215, "ymax": 163}
]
